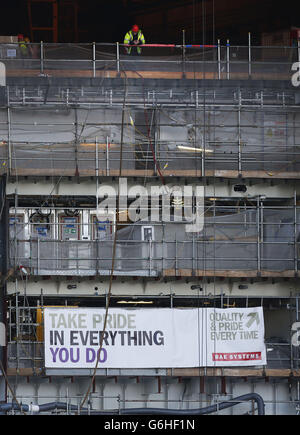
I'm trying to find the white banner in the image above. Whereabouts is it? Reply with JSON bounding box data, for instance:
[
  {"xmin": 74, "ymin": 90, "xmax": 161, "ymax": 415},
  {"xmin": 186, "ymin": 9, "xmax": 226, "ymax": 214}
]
[
  {"xmin": 44, "ymin": 307, "xmax": 266, "ymax": 369},
  {"xmin": 205, "ymin": 307, "xmax": 266, "ymax": 366}
]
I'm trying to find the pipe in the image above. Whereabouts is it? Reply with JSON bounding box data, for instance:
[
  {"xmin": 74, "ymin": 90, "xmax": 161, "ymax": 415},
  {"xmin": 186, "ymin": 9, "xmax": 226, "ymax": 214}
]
[
  {"xmin": 38, "ymin": 402, "xmax": 79, "ymax": 412},
  {"xmin": 0, "ymin": 393, "xmax": 265, "ymax": 415},
  {"xmin": 0, "ymin": 401, "xmax": 83, "ymax": 414},
  {"xmin": 120, "ymin": 393, "xmax": 265, "ymax": 415},
  {"xmin": 0, "ymin": 403, "xmax": 31, "ymax": 412}
]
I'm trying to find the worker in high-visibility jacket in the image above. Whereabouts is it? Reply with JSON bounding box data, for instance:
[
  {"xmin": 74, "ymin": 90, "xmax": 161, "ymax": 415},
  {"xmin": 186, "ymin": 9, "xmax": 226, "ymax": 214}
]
[
  {"xmin": 124, "ymin": 25, "xmax": 145, "ymax": 55},
  {"xmin": 18, "ymin": 34, "xmax": 28, "ymax": 57}
]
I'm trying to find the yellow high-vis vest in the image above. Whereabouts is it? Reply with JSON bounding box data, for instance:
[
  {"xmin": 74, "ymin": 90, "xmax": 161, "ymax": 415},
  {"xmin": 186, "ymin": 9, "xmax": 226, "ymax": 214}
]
[{"xmin": 124, "ymin": 30, "xmax": 145, "ymax": 54}]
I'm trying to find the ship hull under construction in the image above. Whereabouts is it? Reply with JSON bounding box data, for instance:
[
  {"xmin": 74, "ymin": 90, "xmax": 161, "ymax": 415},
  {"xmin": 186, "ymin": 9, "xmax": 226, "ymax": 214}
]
[{"xmin": 0, "ymin": 40, "xmax": 299, "ymax": 415}]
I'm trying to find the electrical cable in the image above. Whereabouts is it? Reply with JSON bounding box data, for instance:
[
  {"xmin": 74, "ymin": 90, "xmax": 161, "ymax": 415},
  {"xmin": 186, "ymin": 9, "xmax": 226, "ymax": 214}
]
[
  {"xmin": 0, "ymin": 359, "xmax": 26, "ymax": 415},
  {"xmin": 79, "ymin": 69, "xmax": 128, "ymax": 412}
]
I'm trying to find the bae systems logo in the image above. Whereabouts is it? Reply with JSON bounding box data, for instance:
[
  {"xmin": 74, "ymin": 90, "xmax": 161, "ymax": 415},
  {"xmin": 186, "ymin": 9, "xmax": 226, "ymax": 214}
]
[{"xmin": 291, "ymin": 62, "xmax": 300, "ymax": 87}]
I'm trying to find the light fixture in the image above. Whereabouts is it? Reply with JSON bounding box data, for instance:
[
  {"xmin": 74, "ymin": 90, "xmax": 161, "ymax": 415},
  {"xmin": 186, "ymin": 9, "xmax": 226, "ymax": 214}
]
[
  {"xmin": 191, "ymin": 285, "xmax": 203, "ymax": 291},
  {"xmin": 177, "ymin": 145, "xmax": 213, "ymax": 153},
  {"xmin": 67, "ymin": 284, "xmax": 77, "ymax": 290},
  {"xmin": 234, "ymin": 185, "xmax": 247, "ymax": 193},
  {"xmin": 80, "ymin": 142, "xmax": 117, "ymax": 149},
  {"xmin": 224, "ymin": 302, "xmax": 236, "ymax": 308}
]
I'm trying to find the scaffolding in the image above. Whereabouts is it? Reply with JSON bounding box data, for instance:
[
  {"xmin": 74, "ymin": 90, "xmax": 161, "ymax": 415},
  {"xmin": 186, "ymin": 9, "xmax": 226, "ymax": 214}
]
[
  {"xmin": 4, "ymin": 291, "xmax": 300, "ymax": 416},
  {"xmin": 1, "ymin": 41, "xmax": 300, "ymax": 415},
  {"xmin": 0, "ymin": 40, "xmax": 299, "ymax": 80},
  {"xmin": 0, "ymin": 83, "xmax": 299, "ymax": 179},
  {"xmin": 7, "ymin": 204, "xmax": 300, "ymax": 277}
]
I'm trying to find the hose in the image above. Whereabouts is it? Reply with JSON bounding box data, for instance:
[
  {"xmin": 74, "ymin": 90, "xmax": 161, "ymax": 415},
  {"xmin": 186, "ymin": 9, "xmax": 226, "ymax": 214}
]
[
  {"xmin": 120, "ymin": 393, "xmax": 265, "ymax": 415},
  {"xmin": 0, "ymin": 393, "xmax": 265, "ymax": 415}
]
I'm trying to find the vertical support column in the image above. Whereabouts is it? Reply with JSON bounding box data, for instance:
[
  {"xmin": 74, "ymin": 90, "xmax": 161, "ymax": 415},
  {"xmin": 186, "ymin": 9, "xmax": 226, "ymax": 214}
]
[
  {"xmin": 257, "ymin": 197, "xmax": 261, "ymax": 275},
  {"xmin": 295, "ymin": 191, "xmax": 298, "ymax": 276},
  {"xmin": 182, "ymin": 29, "xmax": 186, "ymax": 79},
  {"xmin": 116, "ymin": 42, "xmax": 120, "ymax": 76},
  {"xmin": 0, "ymin": 176, "xmax": 8, "ymax": 405},
  {"xmin": 27, "ymin": 0, "xmax": 34, "ymax": 42},
  {"xmin": 192, "ymin": 235, "xmax": 195, "ymax": 275},
  {"xmin": 175, "ymin": 237, "xmax": 178, "ymax": 276},
  {"xmin": 248, "ymin": 32, "xmax": 252, "ymax": 78},
  {"xmin": 92, "ymin": 42, "xmax": 96, "ymax": 78},
  {"xmin": 149, "ymin": 239, "xmax": 152, "ymax": 276},
  {"xmin": 40, "ymin": 41, "xmax": 44, "ymax": 76},
  {"xmin": 37, "ymin": 238, "xmax": 40, "ymax": 275},
  {"xmin": 106, "ymin": 136, "xmax": 110, "ymax": 176},
  {"xmin": 95, "ymin": 137, "xmax": 99, "ymax": 211},
  {"xmin": 13, "ymin": 190, "xmax": 17, "ymax": 272},
  {"xmin": 217, "ymin": 39, "xmax": 221, "ymax": 79},
  {"xmin": 260, "ymin": 198, "xmax": 264, "ymax": 273},
  {"xmin": 154, "ymin": 106, "xmax": 159, "ymax": 177},
  {"xmin": 226, "ymin": 39, "xmax": 230, "ymax": 80},
  {"xmin": 52, "ymin": 0, "xmax": 58, "ymax": 43},
  {"xmin": 201, "ymin": 90, "xmax": 206, "ymax": 177},
  {"xmin": 95, "ymin": 137, "xmax": 99, "ymax": 178},
  {"xmin": 7, "ymin": 88, "xmax": 11, "ymax": 176},
  {"xmin": 15, "ymin": 289, "xmax": 19, "ymax": 375},
  {"xmin": 238, "ymin": 92, "xmax": 242, "ymax": 175},
  {"xmin": 295, "ymin": 295, "xmax": 300, "ymax": 371}
]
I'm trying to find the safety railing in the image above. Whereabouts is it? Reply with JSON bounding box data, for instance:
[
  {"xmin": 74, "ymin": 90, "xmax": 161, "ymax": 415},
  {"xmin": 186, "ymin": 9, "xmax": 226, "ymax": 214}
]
[
  {"xmin": 9, "ymin": 238, "xmax": 300, "ymax": 276},
  {"xmin": 1, "ymin": 83, "xmax": 299, "ymax": 178},
  {"xmin": 5, "ymin": 336, "xmax": 295, "ymax": 372},
  {"xmin": 0, "ymin": 40, "xmax": 299, "ymax": 80},
  {"xmin": 6, "ymin": 299, "xmax": 300, "ymax": 373},
  {"xmin": 8, "ymin": 206, "xmax": 300, "ymax": 277},
  {"xmin": 1, "ymin": 140, "xmax": 300, "ymax": 178}
]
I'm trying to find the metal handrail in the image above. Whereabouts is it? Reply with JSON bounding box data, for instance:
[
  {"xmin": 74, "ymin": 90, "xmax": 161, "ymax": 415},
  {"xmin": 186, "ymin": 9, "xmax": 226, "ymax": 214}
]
[{"xmin": 0, "ymin": 40, "xmax": 298, "ymax": 80}]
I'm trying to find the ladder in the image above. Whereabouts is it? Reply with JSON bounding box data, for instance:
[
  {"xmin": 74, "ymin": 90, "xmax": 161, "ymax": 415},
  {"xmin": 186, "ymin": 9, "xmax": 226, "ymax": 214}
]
[
  {"xmin": 27, "ymin": 0, "xmax": 79, "ymax": 42},
  {"xmin": 27, "ymin": 0, "xmax": 58, "ymax": 43}
]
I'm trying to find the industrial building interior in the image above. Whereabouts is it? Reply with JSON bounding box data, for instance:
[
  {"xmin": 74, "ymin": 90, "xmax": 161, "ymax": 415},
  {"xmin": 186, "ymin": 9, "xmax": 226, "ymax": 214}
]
[{"xmin": 0, "ymin": 0, "xmax": 299, "ymax": 416}]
